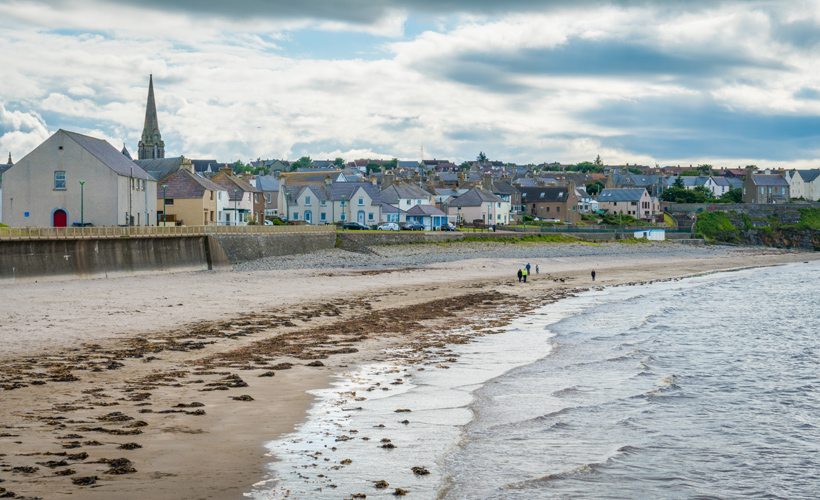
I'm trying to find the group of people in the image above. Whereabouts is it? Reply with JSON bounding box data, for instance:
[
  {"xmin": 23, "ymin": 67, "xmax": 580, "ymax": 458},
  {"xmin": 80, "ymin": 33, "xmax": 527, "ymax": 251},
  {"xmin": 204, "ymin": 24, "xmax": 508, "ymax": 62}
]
[
  {"xmin": 517, "ymin": 263, "xmax": 538, "ymax": 282},
  {"xmin": 517, "ymin": 263, "xmax": 597, "ymax": 283}
]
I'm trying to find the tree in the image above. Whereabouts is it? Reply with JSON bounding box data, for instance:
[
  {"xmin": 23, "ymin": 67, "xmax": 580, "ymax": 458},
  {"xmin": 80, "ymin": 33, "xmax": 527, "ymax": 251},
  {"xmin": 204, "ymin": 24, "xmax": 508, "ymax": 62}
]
[
  {"xmin": 383, "ymin": 158, "xmax": 398, "ymax": 170},
  {"xmin": 366, "ymin": 162, "xmax": 382, "ymax": 175},
  {"xmin": 697, "ymin": 164, "xmax": 713, "ymax": 175},
  {"xmin": 692, "ymin": 185, "xmax": 713, "ymax": 198},
  {"xmin": 476, "ymin": 151, "xmax": 488, "ymax": 162},
  {"xmin": 627, "ymin": 167, "xmax": 643, "ymax": 175},
  {"xmin": 585, "ymin": 181, "xmax": 604, "ymax": 196},
  {"xmin": 459, "ymin": 161, "xmax": 471, "ymax": 171},
  {"xmin": 659, "ymin": 187, "xmax": 708, "ymax": 203},
  {"xmin": 594, "ymin": 154, "xmax": 603, "ymax": 166},
  {"xmin": 333, "ymin": 157, "xmax": 345, "ymax": 167},
  {"xmin": 289, "ymin": 156, "xmax": 314, "ymax": 171},
  {"xmin": 673, "ymin": 177, "xmax": 685, "ymax": 189},
  {"xmin": 719, "ymin": 188, "xmax": 743, "ymax": 203}
]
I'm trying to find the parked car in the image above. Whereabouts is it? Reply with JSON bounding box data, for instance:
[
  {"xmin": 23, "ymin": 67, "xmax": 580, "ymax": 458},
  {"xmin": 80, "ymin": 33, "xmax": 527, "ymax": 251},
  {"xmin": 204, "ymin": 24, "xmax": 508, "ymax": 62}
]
[
  {"xmin": 264, "ymin": 219, "xmax": 273, "ymax": 226},
  {"xmin": 343, "ymin": 222, "xmax": 369, "ymax": 230},
  {"xmin": 401, "ymin": 222, "xmax": 425, "ymax": 231},
  {"xmin": 440, "ymin": 222, "xmax": 456, "ymax": 231},
  {"xmin": 378, "ymin": 222, "xmax": 399, "ymax": 231}
]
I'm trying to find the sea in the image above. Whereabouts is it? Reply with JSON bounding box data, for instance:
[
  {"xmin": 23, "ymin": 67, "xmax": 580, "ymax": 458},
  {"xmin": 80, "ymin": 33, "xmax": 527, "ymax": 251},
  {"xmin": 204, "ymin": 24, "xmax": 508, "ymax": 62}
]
[{"xmin": 247, "ymin": 260, "xmax": 820, "ymax": 500}]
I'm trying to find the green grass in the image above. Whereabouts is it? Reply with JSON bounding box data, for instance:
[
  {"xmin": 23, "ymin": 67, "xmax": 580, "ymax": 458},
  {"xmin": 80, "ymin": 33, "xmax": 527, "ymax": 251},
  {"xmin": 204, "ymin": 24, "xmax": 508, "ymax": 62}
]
[
  {"xmin": 694, "ymin": 211, "xmax": 740, "ymax": 242},
  {"xmin": 615, "ymin": 237, "xmax": 651, "ymax": 244},
  {"xmin": 460, "ymin": 234, "xmax": 579, "ymax": 244},
  {"xmin": 791, "ymin": 207, "xmax": 820, "ymax": 230}
]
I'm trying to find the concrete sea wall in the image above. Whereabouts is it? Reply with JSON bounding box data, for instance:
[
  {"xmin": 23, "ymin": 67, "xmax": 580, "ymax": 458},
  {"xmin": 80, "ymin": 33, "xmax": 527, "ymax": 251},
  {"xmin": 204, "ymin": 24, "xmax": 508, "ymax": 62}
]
[
  {"xmin": 212, "ymin": 232, "xmax": 336, "ymax": 263},
  {"xmin": 0, "ymin": 236, "xmax": 212, "ymax": 282}
]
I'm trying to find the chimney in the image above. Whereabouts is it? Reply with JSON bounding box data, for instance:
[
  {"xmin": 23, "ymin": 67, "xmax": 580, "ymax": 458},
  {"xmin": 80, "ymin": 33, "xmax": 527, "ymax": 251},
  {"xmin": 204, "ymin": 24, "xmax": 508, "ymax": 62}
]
[
  {"xmin": 458, "ymin": 172, "xmax": 465, "ymax": 186},
  {"xmin": 181, "ymin": 157, "xmax": 194, "ymax": 173},
  {"xmin": 482, "ymin": 174, "xmax": 493, "ymax": 191},
  {"xmin": 383, "ymin": 171, "xmax": 394, "ymax": 189},
  {"xmin": 764, "ymin": 168, "xmax": 771, "ymax": 175},
  {"xmin": 220, "ymin": 167, "xmax": 233, "ymax": 176},
  {"xmin": 370, "ymin": 175, "xmax": 377, "ymax": 186},
  {"xmin": 325, "ymin": 175, "xmax": 332, "ymax": 186}
]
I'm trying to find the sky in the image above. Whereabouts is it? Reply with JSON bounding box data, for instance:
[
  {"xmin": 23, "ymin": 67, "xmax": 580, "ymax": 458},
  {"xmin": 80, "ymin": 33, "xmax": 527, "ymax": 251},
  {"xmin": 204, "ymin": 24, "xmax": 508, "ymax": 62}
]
[{"xmin": 3, "ymin": 0, "xmax": 820, "ymax": 168}]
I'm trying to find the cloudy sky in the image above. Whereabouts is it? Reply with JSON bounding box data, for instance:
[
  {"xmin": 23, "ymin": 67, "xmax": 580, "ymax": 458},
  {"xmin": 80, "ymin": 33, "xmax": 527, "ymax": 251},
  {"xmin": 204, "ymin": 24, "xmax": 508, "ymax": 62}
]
[{"xmin": 3, "ymin": 0, "xmax": 820, "ymax": 167}]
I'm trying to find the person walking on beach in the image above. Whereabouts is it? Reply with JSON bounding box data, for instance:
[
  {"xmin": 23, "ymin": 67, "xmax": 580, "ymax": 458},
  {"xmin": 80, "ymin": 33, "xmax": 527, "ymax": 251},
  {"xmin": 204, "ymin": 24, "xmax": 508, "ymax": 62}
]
[
  {"xmin": 536, "ymin": 264, "xmax": 539, "ymax": 275},
  {"xmin": 517, "ymin": 269, "xmax": 523, "ymax": 282},
  {"xmin": 526, "ymin": 263, "xmax": 531, "ymax": 276},
  {"xmin": 591, "ymin": 269, "xmax": 596, "ymax": 281},
  {"xmin": 522, "ymin": 268, "xmax": 528, "ymax": 283}
]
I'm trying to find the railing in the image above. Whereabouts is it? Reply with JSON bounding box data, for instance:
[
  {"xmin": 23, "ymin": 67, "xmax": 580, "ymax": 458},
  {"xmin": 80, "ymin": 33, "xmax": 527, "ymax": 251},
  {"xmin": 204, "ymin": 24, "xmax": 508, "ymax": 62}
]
[
  {"xmin": 510, "ymin": 225, "xmax": 692, "ymax": 234},
  {"xmin": 0, "ymin": 224, "xmax": 336, "ymax": 240}
]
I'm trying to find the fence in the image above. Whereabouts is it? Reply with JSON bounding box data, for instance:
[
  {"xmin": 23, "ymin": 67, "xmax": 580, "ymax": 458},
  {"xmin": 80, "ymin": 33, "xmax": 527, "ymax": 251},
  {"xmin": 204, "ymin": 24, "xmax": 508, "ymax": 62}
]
[{"xmin": 0, "ymin": 224, "xmax": 336, "ymax": 240}]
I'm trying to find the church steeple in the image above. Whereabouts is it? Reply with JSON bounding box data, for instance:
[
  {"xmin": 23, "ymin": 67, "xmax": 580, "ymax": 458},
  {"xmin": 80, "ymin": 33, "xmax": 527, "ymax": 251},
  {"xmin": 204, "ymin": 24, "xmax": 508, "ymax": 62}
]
[
  {"xmin": 6, "ymin": 152, "xmax": 11, "ymax": 165},
  {"xmin": 138, "ymin": 74, "xmax": 165, "ymax": 160}
]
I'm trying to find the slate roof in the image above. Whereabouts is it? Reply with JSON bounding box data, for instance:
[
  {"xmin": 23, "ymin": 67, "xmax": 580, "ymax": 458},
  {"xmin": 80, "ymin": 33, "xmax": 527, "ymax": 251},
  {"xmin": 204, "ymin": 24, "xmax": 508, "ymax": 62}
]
[
  {"xmin": 710, "ymin": 176, "xmax": 731, "ymax": 187},
  {"xmin": 796, "ymin": 170, "xmax": 820, "ymax": 183},
  {"xmin": 135, "ymin": 156, "xmax": 188, "ymax": 182},
  {"xmin": 514, "ymin": 178, "xmax": 538, "ymax": 187},
  {"xmin": 751, "ymin": 174, "xmax": 790, "ymax": 187},
  {"xmin": 0, "ymin": 163, "xmax": 11, "ymax": 188},
  {"xmin": 380, "ymin": 183, "xmax": 434, "ymax": 204},
  {"xmin": 519, "ymin": 186, "xmax": 571, "ymax": 203},
  {"xmin": 449, "ymin": 187, "xmax": 505, "ymax": 207},
  {"xmin": 406, "ymin": 204, "xmax": 445, "ymax": 216},
  {"xmin": 438, "ymin": 172, "xmax": 459, "ymax": 182},
  {"xmin": 158, "ymin": 168, "xmax": 226, "ymax": 199},
  {"xmin": 397, "ymin": 161, "xmax": 419, "ymax": 168},
  {"xmin": 492, "ymin": 180, "xmax": 519, "ymax": 195},
  {"xmin": 191, "ymin": 159, "xmax": 218, "ymax": 173},
  {"xmin": 255, "ymin": 176, "xmax": 280, "ymax": 192},
  {"xmin": 211, "ymin": 171, "xmax": 260, "ymax": 200},
  {"xmin": 598, "ymin": 188, "xmax": 647, "ymax": 202},
  {"xmin": 61, "ymin": 130, "xmax": 154, "ymax": 180},
  {"xmin": 280, "ymin": 170, "xmax": 341, "ymax": 183}
]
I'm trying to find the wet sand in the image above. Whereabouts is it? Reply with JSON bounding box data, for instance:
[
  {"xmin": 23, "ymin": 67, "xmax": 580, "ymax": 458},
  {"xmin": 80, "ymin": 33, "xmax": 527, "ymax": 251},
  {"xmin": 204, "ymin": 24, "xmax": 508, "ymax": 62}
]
[{"xmin": 0, "ymin": 244, "xmax": 816, "ymax": 499}]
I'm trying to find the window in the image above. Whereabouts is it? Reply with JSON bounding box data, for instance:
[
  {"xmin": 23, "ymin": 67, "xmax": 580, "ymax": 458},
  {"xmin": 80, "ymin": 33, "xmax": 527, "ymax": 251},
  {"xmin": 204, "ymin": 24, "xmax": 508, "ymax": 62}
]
[
  {"xmin": 166, "ymin": 199, "xmax": 174, "ymax": 206},
  {"xmin": 305, "ymin": 196, "xmax": 311, "ymax": 206},
  {"xmin": 218, "ymin": 192, "xmax": 223, "ymax": 200},
  {"xmin": 321, "ymin": 212, "xmax": 327, "ymax": 221},
  {"xmin": 54, "ymin": 171, "xmax": 66, "ymax": 190},
  {"xmin": 265, "ymin": 193, "xmax": 271, "ymax": 203},
  {"xmin": 358, "ymin": 197, "xmax": 364, "ymax": 206},
  {"xmin": 557, "ymin": 207, "xmax": 561, "ymax": 212},
  {"xmin": 782, "ymin": 187, "xmax": 785, "ymax": 194},
  {"xmin": 210, "ymin": 191, "xmax": 214, "ymax": 201},
  {"xmin": 321, "ymin": 200, "xmax": 326, "ymax": 207},
  {"xmin": 210, "ymin": 211, "xmax": 214, "ymax": 222},
  {"xmin": 293, "ymin": 212, "xmax": 299, "ymax": 220},
  {"xmin": 416, "ymin": 199, "xmax": 421, "ymax": 205},
  {"xmin": 368, "ymin": 212, "xmax": 374, "ymax": 221},
  {"xmin": 497, "ymin": 203, "xmax": 501, "ymax": 208},
  {"xmin": 254, "ymin": 194, "xmax": 259, "ymax": 203}
]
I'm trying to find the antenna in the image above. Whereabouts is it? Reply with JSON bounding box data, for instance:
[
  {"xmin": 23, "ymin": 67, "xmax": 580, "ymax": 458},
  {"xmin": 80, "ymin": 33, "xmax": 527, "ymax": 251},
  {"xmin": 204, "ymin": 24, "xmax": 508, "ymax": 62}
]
[{"xmin": 419, "ymin": 144, "xmax": 424, "ymax": 164}]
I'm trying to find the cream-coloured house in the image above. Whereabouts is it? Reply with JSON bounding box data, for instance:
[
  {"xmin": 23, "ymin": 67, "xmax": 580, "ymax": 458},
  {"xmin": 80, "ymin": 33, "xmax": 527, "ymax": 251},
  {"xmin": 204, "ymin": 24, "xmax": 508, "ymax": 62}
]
[
  {"xmin": 156, "ymin": 165, "xmax": 227, "ymax": 226},
  {"xmin": 789, "ymin": 170, "xmax": 820, "ymax": 201},
  {"xmin": 446, "ymin": 187, "xmax": 511, "ymax": 225},
  {"xmin": 2, "ymin": 129, "xmax": 157, "ymax": 227}
]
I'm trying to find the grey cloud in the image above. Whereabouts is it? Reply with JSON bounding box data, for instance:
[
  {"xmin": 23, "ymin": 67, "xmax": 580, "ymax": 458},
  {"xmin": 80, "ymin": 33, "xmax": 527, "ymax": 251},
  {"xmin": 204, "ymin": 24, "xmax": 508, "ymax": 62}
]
[
  {"xmin": 48, "ymin": 0, "xmax": 765, "ymax": 24},
  {"xmin": 582, "ymin": 94, "xmax": 820, "ymax": 160}
]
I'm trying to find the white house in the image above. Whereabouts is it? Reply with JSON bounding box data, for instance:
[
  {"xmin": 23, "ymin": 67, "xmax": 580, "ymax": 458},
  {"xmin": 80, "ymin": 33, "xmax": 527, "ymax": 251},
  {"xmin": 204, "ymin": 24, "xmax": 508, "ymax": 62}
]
[
  {"xmin": 790, "ymin": 170, "xmax": 820, "ymax": 201},
  {"xmin": 2, "ymin": 130, "xmax": 157, "ymax": 227}
]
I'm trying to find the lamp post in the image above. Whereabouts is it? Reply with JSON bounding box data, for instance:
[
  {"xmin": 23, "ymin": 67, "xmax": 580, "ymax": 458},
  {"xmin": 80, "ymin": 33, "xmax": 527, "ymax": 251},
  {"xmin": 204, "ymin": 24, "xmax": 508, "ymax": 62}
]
[
  {"xmin": 161, "ymin": 184, "xmax": 167, "ymax": 226},
  {"xmin": 234, "ymin": 189, "xmax": 238, "ymax": 225},
  {"xmin": 285, "ymin": 191, "xmax": 289, "ymax": 222},
  {"xmin": 79, "ymin": 180, "xmax": 85, "ymax": 226},
  {"xmin": 341, "ymin": 195, "xmax": 345, "ymax": 225}
]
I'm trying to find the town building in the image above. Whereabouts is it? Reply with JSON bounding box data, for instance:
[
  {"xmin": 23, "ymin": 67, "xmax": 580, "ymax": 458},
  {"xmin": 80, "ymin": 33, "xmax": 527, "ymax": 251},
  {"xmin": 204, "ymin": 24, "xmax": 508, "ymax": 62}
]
[
  {"xmin": 597, "ymin": 188, "xmax": 655, "ymax": 219},
  {"xmin": 137, "ymin": 75, "xmax": 165, "ymax": 161},
  {"xmin": 155, "ymin": 165, "xmax": 227, "ymax": 226},
  {"xmin": 741, "ymin": 168, "xmax": 790, "ymax": 204},
  {"xmin": 1, "ymin": 130, "xmax": 157, "ymax": 227},
  {"xmin": 518, "ymin": 185, "xmax": 581, "ymax": 222}
]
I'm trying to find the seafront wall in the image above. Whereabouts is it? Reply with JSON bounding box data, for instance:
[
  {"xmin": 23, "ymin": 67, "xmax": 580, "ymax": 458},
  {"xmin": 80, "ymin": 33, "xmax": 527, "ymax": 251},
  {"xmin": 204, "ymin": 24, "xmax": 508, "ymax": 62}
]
[
  {"xmin": 213, "ymin": 232, "xmax": 336, "ymax": 263},
  {"xmin": 0, "ymin": 236, "xmax": 212, "ymax": 281}
]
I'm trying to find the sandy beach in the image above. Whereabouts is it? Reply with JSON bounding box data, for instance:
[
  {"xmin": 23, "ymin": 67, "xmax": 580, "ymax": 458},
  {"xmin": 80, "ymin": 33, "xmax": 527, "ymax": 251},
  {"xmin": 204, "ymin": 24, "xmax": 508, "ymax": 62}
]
[{"xmin": 0, "ymin": 241, "xmax": 816, "ymax": 500}]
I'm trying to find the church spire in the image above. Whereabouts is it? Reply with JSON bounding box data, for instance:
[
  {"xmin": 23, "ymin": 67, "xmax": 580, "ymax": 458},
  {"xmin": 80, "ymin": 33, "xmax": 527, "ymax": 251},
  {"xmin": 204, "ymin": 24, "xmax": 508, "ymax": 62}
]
[
  {"xmin": 138, "ymin": 74, "xmax": 165, "ymax": 160},
  {"xmin": 6, "ymin": 152, "xmax": 11, "ymax": 165}
]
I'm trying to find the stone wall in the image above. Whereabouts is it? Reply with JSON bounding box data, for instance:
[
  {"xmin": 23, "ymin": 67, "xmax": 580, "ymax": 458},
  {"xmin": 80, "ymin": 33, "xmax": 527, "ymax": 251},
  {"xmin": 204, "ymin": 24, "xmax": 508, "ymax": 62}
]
[{"xmin": 0, "ymin": 236, "xmax": 211, "ymax": 282}]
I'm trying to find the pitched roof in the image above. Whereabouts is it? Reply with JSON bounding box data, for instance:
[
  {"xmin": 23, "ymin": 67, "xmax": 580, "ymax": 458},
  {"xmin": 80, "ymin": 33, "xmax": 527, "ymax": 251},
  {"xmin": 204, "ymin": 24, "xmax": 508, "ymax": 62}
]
[
  {"xmin": 63, "ymin": 130, "xmax": 154, "ymax": 180},
  {"xmin": 406, "ymin": 204, "xmax": 445, "ymax": 216},
  {"xmin": 211, "ymin": 171, "xmax": 261, "ymax": 200},
  {"xmin": 279, "ymin": 170, "xmax": 341, "ymax": 183},
  {"xmin": 519, "ymin": 186, "xmax": 571, "ymax": 203},
  {"xmin": 255, "ymin": 175, "xmax": 280, "ymax": 192},
  {"xmin": 380, "ymin": 182, "xmax": 434, "ymax": 204},
  {"xmin": 598, "ymin": 188, "xmax": 647, "ymax": 202},
  {"xmin": 449, "ymin": 187, "xmax": 505, "ymax": 207},
  {"xmin": 492, "ymin": 179, "xmax": 519, "ymax": 195},
  {"xmin": 751, "ymin": 174, "xmax": 789, "ymax": 187},
  {"xmin": 158, "ymin": 168, "xmax": 226, "ymax": 199},
  {"xmin": 796, "ymin": 170, "xmax": 820, "ymax": 183},
  {"xmin": 134, "ymin": 156, "xmax": 188, "ymax": 182}
]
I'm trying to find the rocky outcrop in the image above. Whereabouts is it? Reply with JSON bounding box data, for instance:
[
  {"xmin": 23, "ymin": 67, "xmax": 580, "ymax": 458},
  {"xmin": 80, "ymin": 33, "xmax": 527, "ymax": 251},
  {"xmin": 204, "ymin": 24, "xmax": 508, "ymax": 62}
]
[{"xmin": 739, "ymin": 228, "xmax": 820, "ymax": 251}]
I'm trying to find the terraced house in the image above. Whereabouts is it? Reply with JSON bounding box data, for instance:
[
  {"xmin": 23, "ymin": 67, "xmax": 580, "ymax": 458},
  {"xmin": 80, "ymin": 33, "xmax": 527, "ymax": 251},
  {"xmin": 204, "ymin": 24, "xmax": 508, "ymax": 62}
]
[
  {"xmin": 742, "ymin": 168, "xmax": 790, "ymax": 204},
  {"xmin": 280, "ymin": 175, "xmax": 384, "ymax": 225}
]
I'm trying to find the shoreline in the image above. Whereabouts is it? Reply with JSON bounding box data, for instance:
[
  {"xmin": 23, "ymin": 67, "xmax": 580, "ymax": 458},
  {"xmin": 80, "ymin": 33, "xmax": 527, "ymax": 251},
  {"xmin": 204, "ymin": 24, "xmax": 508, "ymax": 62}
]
[{"xmin": 0, "ymin": 242, "xmax": 817, "ymax": 499}]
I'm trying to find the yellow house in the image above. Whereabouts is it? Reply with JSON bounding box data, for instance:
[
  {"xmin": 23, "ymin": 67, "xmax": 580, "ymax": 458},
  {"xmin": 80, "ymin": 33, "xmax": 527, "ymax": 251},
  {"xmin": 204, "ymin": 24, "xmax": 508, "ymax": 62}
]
[{"xmin": 156, "ymin": 165, "xmax": 226, "ymax": 226}]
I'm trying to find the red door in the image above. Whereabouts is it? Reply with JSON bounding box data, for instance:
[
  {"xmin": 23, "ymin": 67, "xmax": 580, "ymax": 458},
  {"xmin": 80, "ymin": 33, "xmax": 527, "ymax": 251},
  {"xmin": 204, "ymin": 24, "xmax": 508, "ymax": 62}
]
[{"xmin": 53, "ymin": 209, "xmax": 67, "ymax": 227}]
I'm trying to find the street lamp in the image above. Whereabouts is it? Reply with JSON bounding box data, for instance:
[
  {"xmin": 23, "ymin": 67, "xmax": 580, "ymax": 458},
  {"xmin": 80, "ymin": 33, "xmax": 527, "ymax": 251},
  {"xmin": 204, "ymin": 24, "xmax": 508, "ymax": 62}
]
[
  {"xmin": 233, "ymin": 189, "xmax": 238, "ymax": 226},
  {"xmin": 161, "ymin": 184, "xmax": 167, "ymax": 226},
  {"xmin": 79, "ymin": 180, "xmax": 85, "ymax": 226},
  {"xmin": 341, "ymin": 195, "xmax": 346, "ymax": 224},
  {"xmin": 285, "ymin": 191, "xmax": 290, "ymax": 221}
]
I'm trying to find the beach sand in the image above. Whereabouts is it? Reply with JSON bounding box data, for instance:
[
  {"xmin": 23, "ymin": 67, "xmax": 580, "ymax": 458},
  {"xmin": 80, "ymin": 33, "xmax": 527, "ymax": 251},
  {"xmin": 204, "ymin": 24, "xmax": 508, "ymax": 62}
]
[{"xmin": 0, "ymin": 243, "xmax": 816, "ymax": 499}]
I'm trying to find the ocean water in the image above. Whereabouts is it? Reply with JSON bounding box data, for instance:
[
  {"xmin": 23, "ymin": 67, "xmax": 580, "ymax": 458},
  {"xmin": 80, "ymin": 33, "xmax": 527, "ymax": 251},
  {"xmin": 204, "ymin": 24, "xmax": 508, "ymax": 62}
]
[{"xmin": 249, "ymin": 261, "xmax": 820, "ymax": 500}]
